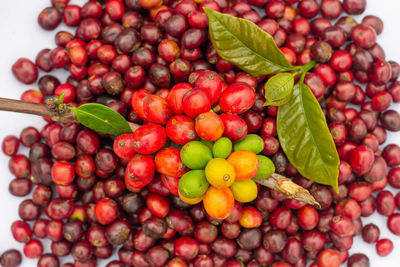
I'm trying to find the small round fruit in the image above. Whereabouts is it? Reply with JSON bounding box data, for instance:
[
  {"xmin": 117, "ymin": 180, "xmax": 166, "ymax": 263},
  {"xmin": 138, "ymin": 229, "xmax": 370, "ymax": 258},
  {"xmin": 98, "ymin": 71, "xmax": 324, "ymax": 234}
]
[
  {"xmin": 125, "ymin": 154, "xmax": 155, "ymax": 190},
  {"xmin": 178, "ymin": 170, "xmax": 209, "ymax": 199},
  {"xmin": 113, "ymin": 133, "xmax": 136, "ymax": 160},
  {"xmin": 230, "ymin": 179, "xmax": 258, "ymax": 203},
  {"xmin": 233, "ymin": 134, "xmax": 264, "ymax": 154},
  {"xmin": 143, "ymin": 94, "xmax": 173, "ymax": 125},
  {"xmin": 212, "ymin": 137, "xmax": 232, "ymax": 159},
  {"xmin": 227, "ymin": 150, "xmax": 259, "ymax": 180},
  {"xmin": 155, "ymin": 148, "xmax": 186, "ymax": 178},
  {"xmin": 180, "ymin": 141, "xmax": 213, "ymax": 169},
  {"xmin": 205, "ymin": 158, "xmax": 236, "ymax": 188},
  {"xmin": 203, "ymin": 187, "xmax": 235, "ymax": 220},
  {"xmin": 132, "ymin": 124, "xmax": 167, "ymax": 154},
  {"xmin": 166, "ymin": 115, "xmax": 198, "ymax": 145},
  {"xmin": 219, "ymin": 83, "xmax": 256, "ymax": 114},
  {"xmin": 178, "ymin": 191, "xmax": 203, "ymax": 205},
  {"xmin": 253, "ymin": 155, "xmax": 276, "ymax": 179},
  {"xmin": 95, "ymin": 198, "xmax": 118, "ymax": 225},
  {"xmin": 220, "ymin": 113, "xmax": 248, "ymax": 141},
  {"xmin": 182, "ymin": 89, "xmax": 211, "ymax": 119},
  {"xmin": 239, "ymin": 206, "xmax": 262, "ymax": 228},
  {"xmin": 195, "ymin": 112, "xmax": 224, "ymax": 142}
]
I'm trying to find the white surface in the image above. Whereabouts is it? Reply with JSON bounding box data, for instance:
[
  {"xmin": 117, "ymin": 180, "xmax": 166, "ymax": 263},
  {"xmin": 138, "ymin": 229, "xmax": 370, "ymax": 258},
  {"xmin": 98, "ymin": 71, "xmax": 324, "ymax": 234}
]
[{"xmin": 1, "ymin": 0, "xmax": 400, "ymax": 266}]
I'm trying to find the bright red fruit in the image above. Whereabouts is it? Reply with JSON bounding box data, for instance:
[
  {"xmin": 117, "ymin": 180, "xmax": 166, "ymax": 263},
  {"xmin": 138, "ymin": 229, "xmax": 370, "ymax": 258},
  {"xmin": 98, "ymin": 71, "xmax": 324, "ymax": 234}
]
[
  {"xmin": 94, "ymin": 198, "xmax": 118, "ymax": 225},
  {"xmin": 51, "ymin": 160, "xmax": 75, "ymax": 186},
  {"xmin": 182, "ymin": 89, "xmax": 211, "ymax": 119},
  {"xmin": 155, "ymin": 148, "xmax": 187, "ymax": 178},
  {"xmin": 147, "ymin": 194, "xmax": 169, "ymax": 218},
  {"xmin": 166, "ymin": 115, "xmax": 198, "ymax": 145},
  {"xmin": 131, "ymin": 89, "xmax": 152, "ymax": 120},
  {"xmin": 113, "ymin": 133, "xmax": 136, "ymax": 160},
  {"xmin": 161, "ymin": 175, "xmax": 179, "ymax": 196},
  {"xmin": 219, "ymin": 83, "xmax": 256, "ymax": 114},
  {"xmin": 349, "ymin": 145, "xmax": 375, "ymax": 175},
  {"xmin": 125, "ymin": 154, "xmax": 155, "ymax": 190},
  {"xmin": 143, "ymin": 94, "xmax": 173, "ymax": 125},
  {"xmin": 166, "ymin": 82, "xmax": 192, "ymax": 114},
  {"xmin": 194, "ymin": 71, "xmax": 222, "ymax": 104},
  {"xmin": 132, "ymin": 124, "xmax": 167, "ymax": 154},
  {"xmin": 220, "ymin": 113, "xmax": 248, "ymax": 141}
]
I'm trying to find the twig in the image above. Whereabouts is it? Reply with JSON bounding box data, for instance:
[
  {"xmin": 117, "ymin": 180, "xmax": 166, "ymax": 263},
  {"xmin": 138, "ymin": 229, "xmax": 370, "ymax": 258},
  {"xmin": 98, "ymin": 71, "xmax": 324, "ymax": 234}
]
[
  {"xmin": 0, "ymin": 97, "xmax": 318, "ymax": 206},
  {"xmin": 0, "ymin": 97, "xmax": 78, "ymax": 123},
  {"xmin": 255, "ymin": 173, "xmax": 320, "ymax": 207},
  {"xmin": 0, "ymin": 97, "xmax": 140, "ymax": 131}
]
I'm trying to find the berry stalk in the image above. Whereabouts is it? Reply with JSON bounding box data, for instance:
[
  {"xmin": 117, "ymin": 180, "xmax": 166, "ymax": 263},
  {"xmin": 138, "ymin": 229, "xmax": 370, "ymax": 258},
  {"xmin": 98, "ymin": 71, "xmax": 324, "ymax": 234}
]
[{"xmin": 0, "ymin": 97, "xmax": 318, "ymax": 206}]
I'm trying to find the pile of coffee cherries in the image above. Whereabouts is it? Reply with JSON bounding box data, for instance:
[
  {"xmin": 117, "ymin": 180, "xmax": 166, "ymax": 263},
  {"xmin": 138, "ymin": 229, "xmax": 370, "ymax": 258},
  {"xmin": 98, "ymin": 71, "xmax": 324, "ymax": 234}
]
[{"xmin": 2, "ymin": 0, "xmax": 400, "ymax": 266}]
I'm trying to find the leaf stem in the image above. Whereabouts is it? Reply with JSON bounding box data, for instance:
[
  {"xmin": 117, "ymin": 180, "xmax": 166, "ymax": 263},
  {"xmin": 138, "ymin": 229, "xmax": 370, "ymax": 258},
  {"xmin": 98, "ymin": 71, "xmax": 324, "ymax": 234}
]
[{"xmin": 301, "ymin": 60, "xmax": 317, "ymax": 73}]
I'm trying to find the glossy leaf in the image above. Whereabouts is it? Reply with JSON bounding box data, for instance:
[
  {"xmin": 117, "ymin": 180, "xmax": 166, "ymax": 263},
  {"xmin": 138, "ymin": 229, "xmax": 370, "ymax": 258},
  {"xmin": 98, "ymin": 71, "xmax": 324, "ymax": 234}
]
[
  {"xmin": 264, "ymin": 73, "xmax": 295, "ymax": 106},
  {"xmin": 277, "ymin": 82, "xmax": 340, "ymax": 192},
  {"xmin": 70, "ymin": 103, "xmax": 132, "ymax": 135},
  {"xmin": 204, "ymin": 8, "xmax": 293, "ymax": 77}
]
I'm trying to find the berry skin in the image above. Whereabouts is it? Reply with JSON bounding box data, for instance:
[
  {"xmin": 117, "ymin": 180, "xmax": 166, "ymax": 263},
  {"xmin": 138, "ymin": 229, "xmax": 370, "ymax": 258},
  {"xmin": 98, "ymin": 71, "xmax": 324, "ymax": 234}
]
[
  {"xmin": 51, "ymin": 160, "xmax": 75, "ymax": 185},
  {"xmin": 349, "ymin": 145, "xmax": 374, "ymax": 175},
  {"xmin": 113, "ymin": 133, "xmax": 136, "ymax": 160},
  {"xmin": 95, "ymin": 198, "xmax": 118, "ymax": 225},
  {"xmin": 376, "ymin": 238, "xmax": 393, "ymax": 256},
  {"xmin": 219, "ymin": 83, "xmax": 256, "ymax": 114}
]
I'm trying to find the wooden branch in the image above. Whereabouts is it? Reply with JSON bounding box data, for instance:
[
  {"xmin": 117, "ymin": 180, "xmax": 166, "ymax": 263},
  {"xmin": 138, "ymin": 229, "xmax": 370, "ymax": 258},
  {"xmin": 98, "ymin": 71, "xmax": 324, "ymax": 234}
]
[
  {"xmin": 0, "ymin": 97, "xmax": 141, "ymax": 131},
  {"xmin": 255, "ymin": 173, "xmax": 320, "ymax": 207},
  {"xmin": 0, "ymin": 97, "xmax": 318, "ymax": 206}
]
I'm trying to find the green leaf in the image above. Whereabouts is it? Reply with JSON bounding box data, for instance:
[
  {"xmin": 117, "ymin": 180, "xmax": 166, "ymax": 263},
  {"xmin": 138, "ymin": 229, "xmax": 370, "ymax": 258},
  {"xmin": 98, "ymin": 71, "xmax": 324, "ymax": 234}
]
[
  {"xmin": 70, "ymin": 103, "xmax": 132, "ymax": 135},
  {"xmin": 264, "ymin": 73, "xmax": 295, "ymax": 106},
  {"xmin": 204, "ymin": 8, "xmax": 293, "ymax": 77},
  {"xmin": 277, "ymin": 82, "xmax": 340, "ymax": 192}
]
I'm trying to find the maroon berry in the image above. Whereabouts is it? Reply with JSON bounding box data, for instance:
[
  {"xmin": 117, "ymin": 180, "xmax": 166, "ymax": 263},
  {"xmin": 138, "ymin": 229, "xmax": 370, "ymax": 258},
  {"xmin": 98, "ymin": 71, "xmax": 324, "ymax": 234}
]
[
  {"xmin": 263, "ymin": 229, "xmax": 287, "ymax": 253},
  {"xmin": 38, "ymin": 254, "xmax": 59, "ymax": 267},
  {"xmin": 347, "ymin": 253, "xmax": 370, "ymax": 267},
  {"xmin": 376, "ymin": 190, "xmax": 396, "ymax": 216},
  {"xmin": 343, "ymin": 0, "xmax": 366, "ymax": 14},
  {"xmin": 9, "ymin": 178, "xmax": 31, "ymax": 197},
  {"xmin": 174, "ymin": 237, "xmax": 199, "ymax": 261},
  {"xmin": 38, "ymin": 6, "xmax": 62, "ymax": 30},
  {"xmin": 362, "ymin": 223, "xmax": 380, "ymax": 243},
  {"xmin": 71, "ymin": 240, "xmax": 92, "ymax": 262},
  {"xmin": 0, "ymin": 249, "xmax": 22, "ymax": 267},
  {"xmin": 381, "ymin": 110, "xmax": 400, "ymax": 132},
  {"xmin": 351, "ymin": 24, "xmax": 377, "ymax": 49}
]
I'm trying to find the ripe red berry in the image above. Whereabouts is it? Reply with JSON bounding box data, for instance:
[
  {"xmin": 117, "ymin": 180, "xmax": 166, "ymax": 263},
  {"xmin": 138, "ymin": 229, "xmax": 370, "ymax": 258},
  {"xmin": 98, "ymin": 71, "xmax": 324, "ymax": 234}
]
[
  {"xmin": 95, "ymin": 198, "xmax": 118, "ymax": 225},
  {"xmin": 51, "ymin": 160, "xmax": 75, "ymax": 185}
]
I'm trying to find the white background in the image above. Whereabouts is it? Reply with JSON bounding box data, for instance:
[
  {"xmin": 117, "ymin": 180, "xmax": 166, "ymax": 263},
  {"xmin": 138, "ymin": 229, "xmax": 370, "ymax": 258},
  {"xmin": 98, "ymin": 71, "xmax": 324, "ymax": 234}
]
[{"xmin": 0, "ymin": 0, "xmax": 400, "ymax": 266}]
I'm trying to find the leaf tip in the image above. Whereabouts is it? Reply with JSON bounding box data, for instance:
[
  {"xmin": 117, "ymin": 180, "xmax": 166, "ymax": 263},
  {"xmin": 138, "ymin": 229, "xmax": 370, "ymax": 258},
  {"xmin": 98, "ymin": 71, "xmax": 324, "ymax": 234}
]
[
  {"xmin": 331, "ymin": 181, "xmax": 339, "ymax": 195},
  {"xmin": 202, "ymin": 7, "xmax": 212, "ymax": 15}
]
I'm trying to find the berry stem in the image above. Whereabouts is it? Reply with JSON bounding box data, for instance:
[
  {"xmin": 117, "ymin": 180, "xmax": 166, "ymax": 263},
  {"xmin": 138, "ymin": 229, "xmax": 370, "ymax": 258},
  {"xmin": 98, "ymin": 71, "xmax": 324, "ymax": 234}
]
[
  {"xmin": 255, "ymin": 173, "xmax": 320, "ymax": 207},
  {"xmin": 0, "ymin": 97, "xmax": 318, "ymax": 205}
]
